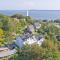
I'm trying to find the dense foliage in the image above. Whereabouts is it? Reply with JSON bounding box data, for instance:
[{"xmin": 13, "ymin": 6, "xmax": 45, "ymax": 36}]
[{"xmin": 0, "ymin": 14, "xmax": 60, "ymax": 60}]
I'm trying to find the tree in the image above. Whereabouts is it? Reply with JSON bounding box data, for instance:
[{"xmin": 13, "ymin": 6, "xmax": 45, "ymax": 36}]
[
  {"xmin": 0, "ymin": 29, "xmax": 5, "ymax": 46},
  {"xmin": 11, "ymin": 14, "xmax": 25, "ymax": 19}
]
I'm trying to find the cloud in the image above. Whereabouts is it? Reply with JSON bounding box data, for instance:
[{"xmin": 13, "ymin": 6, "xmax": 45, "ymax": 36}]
[
  {"xmin": 0, "ymin": 0, "xmax": 60, "ymax": 10},
  {"xmin": 0, "ymin": 0, "xmax": 35, "ymax": 10}
]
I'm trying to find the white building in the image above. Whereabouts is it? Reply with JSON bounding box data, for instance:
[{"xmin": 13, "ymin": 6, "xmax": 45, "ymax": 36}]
[
  {"xmin": 27, "ymin": 25, "xmax": 35, "ymax": 33},
  {"xmin": 16, "ymin": 37, "xmax": 24, "ymax": 48},
  {"xmin": 16, "ymin": 35, "xmax": 44, "ymax": 48},
  {"xmin": 27, "ymin": 10, "xmax": 29, "ymax": 16},
  {"xmin": 16, "ymin": 23, "xmax": 43, "ymax": 48},
  {"xmin": 33, "ymin": 22, "xmax": 41, "ymax": 30},
  {"xmin": 26, "ymin": 22, "xmax": 41, "ymax": 33}
]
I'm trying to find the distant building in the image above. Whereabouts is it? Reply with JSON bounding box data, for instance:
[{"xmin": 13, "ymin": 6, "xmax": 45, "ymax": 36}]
[
  {"xmin": 27, "ymin": 10, "xmax": 29, "ymax": 16},
  {"xmin": 33, "ymin": 22, "xmax": 41, "ymax": 30},
  {"xmin": 15, "ymin": 22, "xmax": 42, "ymax": 48},
  {"xmin": 27, "ymin": 22, "xmax": 41, "ymax": 33},
  {"xmin": 16, "ymin": 34, "xmax": 44, "ymax": 48},
  {"xmin": 27, "ymin": 25, "xmax": 35, "ymax": 34},
  {"xmin": 7, "ymin": 44, "xmax": 16, "ymax": 50}
]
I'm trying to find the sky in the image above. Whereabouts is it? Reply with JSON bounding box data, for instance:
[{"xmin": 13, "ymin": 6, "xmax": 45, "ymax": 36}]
[{"xmin": 0, "ymin": 0, "xmax": 60, "ymax": 10}]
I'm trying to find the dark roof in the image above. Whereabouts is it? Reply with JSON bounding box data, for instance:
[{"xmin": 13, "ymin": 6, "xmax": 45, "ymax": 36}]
[
  {"xmin": 6, "ymin": 44, "xmax": 16, "ymax": 50},
  {"xmin": 35, "ymin": 35, "xmax": 44, "ymax": 41},
  {"xmin": 21, "ymin": 32, "xmax": 33, "ymax": 41}
]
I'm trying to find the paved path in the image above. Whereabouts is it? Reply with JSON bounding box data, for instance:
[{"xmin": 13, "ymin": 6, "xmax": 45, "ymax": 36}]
[{"xmin": 0, "ymin": 49, "xmax": 16, "ymax": 58}]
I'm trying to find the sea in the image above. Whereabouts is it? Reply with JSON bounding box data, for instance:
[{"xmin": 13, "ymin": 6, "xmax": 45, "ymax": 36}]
[{"xmin": 0, "ymin": 10, "xmax": 60, "ymax": 20}]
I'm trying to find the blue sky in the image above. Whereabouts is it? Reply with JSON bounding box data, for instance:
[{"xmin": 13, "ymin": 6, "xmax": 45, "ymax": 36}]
[{"xmin": 0, "ymin": 0, "xmax": 60, "ymax": 10}]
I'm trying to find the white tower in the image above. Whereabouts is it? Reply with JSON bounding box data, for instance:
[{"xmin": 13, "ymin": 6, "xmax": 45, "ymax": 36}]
[{"xmin": 27, "ymin": 10, "xmax": 29, "ymax": 16}]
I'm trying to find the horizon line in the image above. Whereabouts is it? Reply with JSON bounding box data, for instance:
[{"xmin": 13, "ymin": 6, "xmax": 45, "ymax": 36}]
[{"xmin": 0, "ymin": 9, "xmax": 60, "ymax": 11}]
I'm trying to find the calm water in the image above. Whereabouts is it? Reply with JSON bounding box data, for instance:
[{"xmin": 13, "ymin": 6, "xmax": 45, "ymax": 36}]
[{"xmin": 0, "ymin": 10, "xmax": 60, "ymax": 20}]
